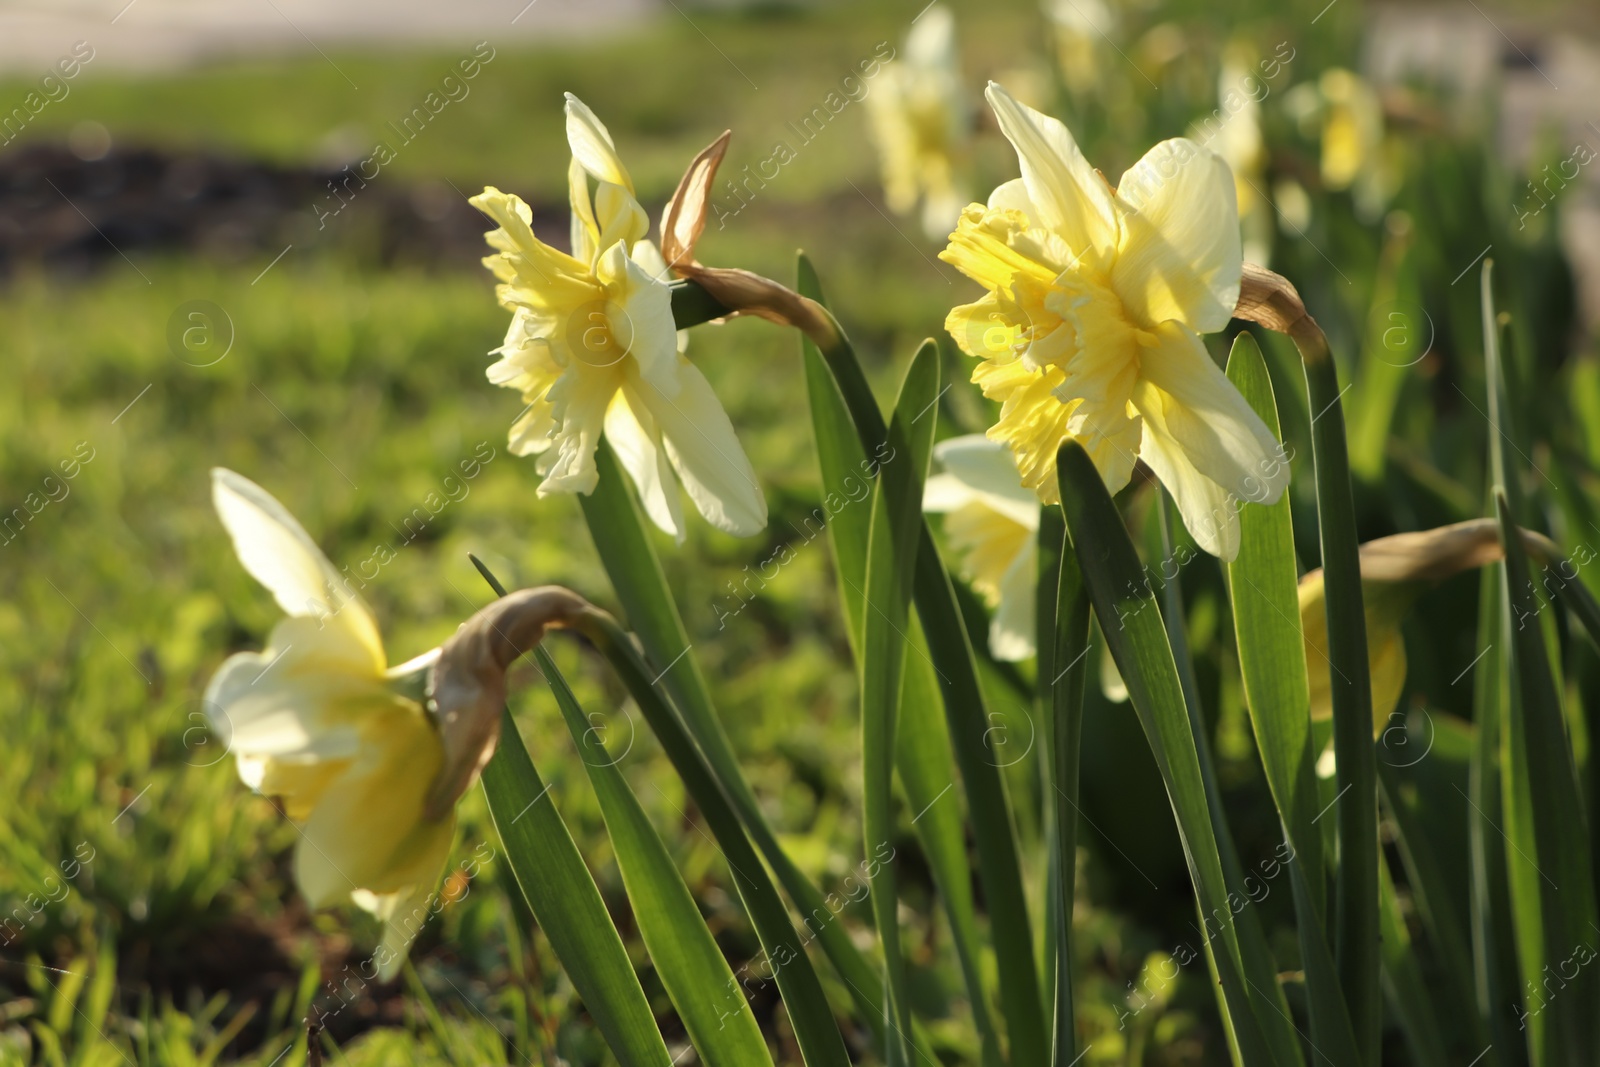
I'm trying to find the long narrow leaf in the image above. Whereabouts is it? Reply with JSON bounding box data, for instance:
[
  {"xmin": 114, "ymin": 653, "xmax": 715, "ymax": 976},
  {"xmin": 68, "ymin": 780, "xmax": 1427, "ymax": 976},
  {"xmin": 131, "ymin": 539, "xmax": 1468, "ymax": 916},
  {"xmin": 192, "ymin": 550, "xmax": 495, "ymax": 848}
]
[
  {"xmin": 1296, "ymin": 302, "xmax": 1381, "ymax": 1060},
  {"xmin": 1223, "ymin": 333, "xmax": 1358, "ymax": 1062},
  {"xmin": 797, "ymin": 251, "xmax": 1048, "ymax": 1066},
  {"xmin": 859, "ymin": 342, "xmax": 939, "ymax": 1063},
  {"xmin": 1496, "ymin": 493, "xmax": 1599, "ymax": 1065},
  {"xmin": 803, "ymin": 341, "xmax": 1003, "ymax": 1066},
  {"xmin": 1054, "ymin": 440, "xmax": 1275, "ymax": 1065},
  {"xmin": 578, "ymin": 441, "xmax": 893, "ymax": 1044},
  {"xmin": 1047, "ymin": 535, "xmax": 1089, "ymax": 1065},
  {"xmin": 536, "ymin": 646, "xmax": 774, "ymax": 1067},
  {"xmin": 1154, "ymin": 491, "xmax": 1310, "ymax": 1067},
  {"xmin": 480, "ymin": 707, "xmax": 673, "ymax": 1067}
]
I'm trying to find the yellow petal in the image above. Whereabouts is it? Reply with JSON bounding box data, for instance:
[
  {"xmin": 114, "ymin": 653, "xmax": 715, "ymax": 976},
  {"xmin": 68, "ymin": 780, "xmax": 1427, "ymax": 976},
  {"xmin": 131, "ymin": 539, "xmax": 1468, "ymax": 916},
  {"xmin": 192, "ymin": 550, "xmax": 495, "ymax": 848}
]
[
  {"xmin": 294, "ymin": 703, "xmax": 451, "ymax": 909},
  {"xmin": 211, "ymin": 469, "xmax": 384, "ymax": 672},
  {"xmin": 595, "ymin": 242, "xmax": 680, "ymax": 397},
  {"xmin": 1300, "ymin": 572, "xmax": 1410, "ymax": 733},
  {"xmin": 983, "ymin": 82, "xmax": 1118, "ymax": 264},
  {"xmin": 989, "ymin": 539, "xmax": 1038, "ymax": 662},
  {"xmin": 1112, "ymin": 138, "xmax": 1242, "ymax": 332},
  {"xmin": 533, "ymin": 361, "xmax": 622, "ymax": 497}
]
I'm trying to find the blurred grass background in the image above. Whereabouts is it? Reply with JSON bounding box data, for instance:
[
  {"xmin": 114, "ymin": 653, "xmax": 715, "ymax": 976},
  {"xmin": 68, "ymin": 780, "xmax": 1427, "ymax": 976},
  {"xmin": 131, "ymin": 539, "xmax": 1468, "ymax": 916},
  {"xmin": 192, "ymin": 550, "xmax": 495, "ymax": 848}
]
[{"xmin": 1, "ymin": 0, "xmax": 1596, "ymax": 1062}]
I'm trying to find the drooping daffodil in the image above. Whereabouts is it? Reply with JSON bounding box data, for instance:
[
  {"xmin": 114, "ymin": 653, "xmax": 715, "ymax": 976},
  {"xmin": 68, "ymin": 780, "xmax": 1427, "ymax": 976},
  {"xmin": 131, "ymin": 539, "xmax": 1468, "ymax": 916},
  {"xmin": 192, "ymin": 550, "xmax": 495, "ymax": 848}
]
[
  {"xmin": 923, "ymin": 435, "xmax": 1041, "ymax": 661},
  {"xmin": 1298, "ymin": 519, "xmax": 1570, "ymax": 734},
  {"xmin": 1298, "ymin": 569, "xmax": 1410, "ymax": 733},
  {"xmin": 865, "ymin": 4, "xmax": 970, "ymax": 240},
  {"xmin": 941, "ymin": 82, "xmax": 1289, "ymax": 560},
  {"xmin": 471, "ymin": 93, "xmax": 767, "ymax": 542},
  {"xmin": 204, "ymin": 469, "xmax": 453, "ymax": 979}
]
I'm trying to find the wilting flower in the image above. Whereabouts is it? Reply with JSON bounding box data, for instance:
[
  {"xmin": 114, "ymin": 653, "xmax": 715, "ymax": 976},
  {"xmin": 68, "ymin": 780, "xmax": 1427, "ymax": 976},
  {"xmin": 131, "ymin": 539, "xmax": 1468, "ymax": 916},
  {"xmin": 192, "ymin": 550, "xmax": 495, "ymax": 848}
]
[
  {"xmin": 942, "ymin": 82, "xmax": 1288, "ymax": 559},
  {"xmin": 865, "ymin": 4, "xmax": 969, "ymax": 239},
  {"xmin": 923, "ymin": 435, "xmax": 1040, "ymax": 660},
  {"xmin": 472, "ymin": 94, "xmax": 766, "ymax": 541},
  {"xmin": 1299, "ymin": 570, "xmax": 1410, "ymax": 731},
  {"xmin": 1298, "ymin": 519, "xmax": 1567, "ymax": 730},
  {"xmin": 204, "ymin": 469, "xmax": 453, "ymax": 978}
]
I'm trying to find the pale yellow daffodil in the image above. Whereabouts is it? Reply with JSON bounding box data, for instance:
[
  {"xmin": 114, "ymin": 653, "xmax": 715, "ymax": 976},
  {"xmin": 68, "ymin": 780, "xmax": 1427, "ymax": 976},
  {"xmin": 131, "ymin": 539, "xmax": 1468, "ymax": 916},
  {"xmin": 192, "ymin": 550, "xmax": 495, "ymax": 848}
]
[
  {"xmin": 942, "ymin": 82, "xmax": 1288, "ymax": 560},
  {"xmin": 1285, "ymin": 69, "xmax": 1397, "ymax": 220},
  {"xmin": 1191, "ymin": 45, "xmax": 1271, "ymax": 267},
  {"xmin": 924, "ymin": 434, "xmax": 1041, "ymax": 661},
  {"xmin": 472, "ymin": 94, "xmax": 766, "ymax": 542},
  {"xmin": 204, "ymin": 469, "xmax": 453, "ymax": 980},
  {"xmin": 866, "ymin": 4, "xmax": 969, "ymax": 240},
  {"xmin": 1044, "ymin": 0, "xmax": 1117, "ymax": 100}
]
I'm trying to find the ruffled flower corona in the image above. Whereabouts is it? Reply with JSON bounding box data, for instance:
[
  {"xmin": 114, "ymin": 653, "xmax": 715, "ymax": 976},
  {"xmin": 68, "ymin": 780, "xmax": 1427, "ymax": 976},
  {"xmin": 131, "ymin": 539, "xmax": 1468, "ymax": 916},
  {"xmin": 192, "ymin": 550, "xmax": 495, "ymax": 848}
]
[
  {"xmin": 923, "ymin": 435, "xmax": 1040, "ymax": 660},
  {"xmin": 472, "ymin": 94, "xmax": 767, "ymax": 541},
  {"xmin": 941, "ymin": 82, "xmax": 1289, "ymax": 559},
  {"xmin": 204, "ymin": 469, "xmax": 454, "ymax": 980}
]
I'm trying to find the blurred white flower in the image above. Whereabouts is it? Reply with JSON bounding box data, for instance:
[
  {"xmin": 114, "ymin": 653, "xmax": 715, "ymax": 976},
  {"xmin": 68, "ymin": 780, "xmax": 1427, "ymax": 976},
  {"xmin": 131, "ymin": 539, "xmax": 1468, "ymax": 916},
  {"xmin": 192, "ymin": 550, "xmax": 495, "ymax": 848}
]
[
  {"xmin": 204, "ymin": 468, "xmax": 453, "ymax": 979},
  {"xmin": 866, "ymin": 5, "xmax": 970, "ymax": 239},
  {"xmin": 923, "ymin": 435, "xmax": 1040, "ymax": 660}
]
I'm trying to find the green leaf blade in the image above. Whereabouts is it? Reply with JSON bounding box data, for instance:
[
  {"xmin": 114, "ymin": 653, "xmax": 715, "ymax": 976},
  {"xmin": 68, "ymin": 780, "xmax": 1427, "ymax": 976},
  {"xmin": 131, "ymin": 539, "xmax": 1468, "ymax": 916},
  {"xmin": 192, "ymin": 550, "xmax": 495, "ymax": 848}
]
[{"xmin": 481, "ymin": 708, "xmax": 673, "ymax": 1067}]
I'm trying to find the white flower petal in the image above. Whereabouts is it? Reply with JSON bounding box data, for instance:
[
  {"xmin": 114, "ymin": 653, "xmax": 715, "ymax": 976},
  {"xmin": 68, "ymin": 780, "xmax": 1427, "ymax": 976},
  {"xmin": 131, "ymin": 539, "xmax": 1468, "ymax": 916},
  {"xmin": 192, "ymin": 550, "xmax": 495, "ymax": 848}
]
[
  {"xmin": 930, "ymin": 434, "xmax": 1040, "ymax": 528},
  {"xmin": 1112, "ymin": 138, "xmax": 1242, "ymax": 332},
  {"xmin": 605, "ymin": 388, "xmax": 685, "ymax": 542},
  {"xmin": 1133, "ymin": 322, "xmax": 1289, "ymax": 512},
  {"xmin": 989, "ymin": 536, "xmax": 1038, "ymax": 661},
  {"xmin": 534, "ymin": 363, "xmax": 619, "ymax": 497},
  {"xmin": 984, "ymin": 82, "xmax": 1117, "ymax": 262},
  {"xmin": 923, "ymin": 472, "xmax": 978, "ymax": 513},
  {"xmin": 632, "ymin": 362, "xmax": 767, "ymax": 537},
  {"xmin": 594, "ymin": 242, "xmax": 680, "ymax": 398},
  {"xmin": 1136, "ymin": 415, "xmax": 1241, "ymax": 560},
  {"xmin": 211, "ymin": 469, "xmax": 383, "ymax": 670},
  {"xmin": 564, "ymin": 93, "xmax": 632, "ymax": 192}
]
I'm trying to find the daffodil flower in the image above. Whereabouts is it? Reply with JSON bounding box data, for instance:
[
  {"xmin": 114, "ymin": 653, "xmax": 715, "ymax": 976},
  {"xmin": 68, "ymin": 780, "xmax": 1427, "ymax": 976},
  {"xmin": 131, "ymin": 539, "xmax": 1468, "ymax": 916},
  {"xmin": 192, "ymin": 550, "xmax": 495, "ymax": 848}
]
[
  {"xmin": 1044, "ymin": 0, "xmax": 1116, "ymax": 101},
  {"xmin": 941, "ymin": 82, "xmax": 1289, "ymax": 559},
  {"xmin": 1298, "ymin": 570, "xmax": 1409, "ymax": 733},
  {"xmin": 472, "ymin": 94, "xmax": 767, "ymax": 541},
  {"xmin": 923, "ymin": 435, "xmax": 1041, "ymax": 660},
  {"xmin": 1192, "ymin": 44, "xmax": 1271, "ymax": 266},
  {"xmin": 1285, "ymin": 69, "xmax": 1396, "ymax": 220},
  {"xmin": 204, "ymin": 468, "xmax": 453, "ymax": 980},
  {"xmin": 866, "ymin": 4, "xmax": 969, "ymax": 239}
]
